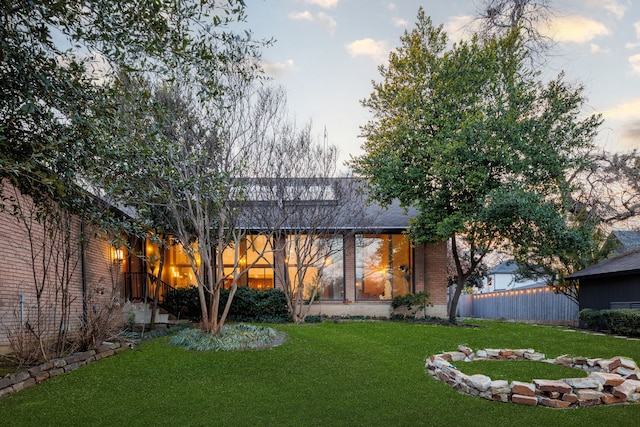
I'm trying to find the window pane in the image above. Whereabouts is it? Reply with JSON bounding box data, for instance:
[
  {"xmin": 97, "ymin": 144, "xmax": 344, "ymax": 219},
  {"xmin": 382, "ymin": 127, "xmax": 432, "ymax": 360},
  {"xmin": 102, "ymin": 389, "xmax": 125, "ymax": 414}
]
[
  {"xmin": 286, "ymin": 235, "xmax": 344, "ymax": 301},
  {"xmin": 222, "ymin": 235, "xmax": 274, "ymax": 290},
  {"xmin": 355, "ymin": 234, "xmax": 411, "ymax": 301},
  {"xmin": 391, "ymin": 234, "xmax": 412, "ymax": 297}
]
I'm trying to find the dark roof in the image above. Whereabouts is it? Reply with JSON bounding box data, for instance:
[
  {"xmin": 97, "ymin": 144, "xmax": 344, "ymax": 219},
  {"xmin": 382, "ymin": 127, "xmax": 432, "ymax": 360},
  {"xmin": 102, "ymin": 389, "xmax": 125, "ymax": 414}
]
[
  {"xmin": 239, "ymin": 177, "xmax": 414, "ymax": 233},
  {"xmin": 489, "ymin": 260, "xmax": 519, "ymax": 274},
  {"xmin": 610, "ymin": 230, "xmax": 640, "ymax": 254},
  {"xmin": 566, "ymin": 248, "xmax": 640, "ymax": 280}
]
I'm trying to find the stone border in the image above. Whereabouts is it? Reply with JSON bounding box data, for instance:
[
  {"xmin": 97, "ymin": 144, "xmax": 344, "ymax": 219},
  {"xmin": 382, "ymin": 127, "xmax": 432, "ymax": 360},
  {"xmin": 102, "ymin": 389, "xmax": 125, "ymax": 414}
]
[
  {"xmin": 0, "ymin": 341, "xmax": 131, "ymax": 398},
  {"xmin": 426, "ymin": 345, "xmax": 640, "ymax": 408}
]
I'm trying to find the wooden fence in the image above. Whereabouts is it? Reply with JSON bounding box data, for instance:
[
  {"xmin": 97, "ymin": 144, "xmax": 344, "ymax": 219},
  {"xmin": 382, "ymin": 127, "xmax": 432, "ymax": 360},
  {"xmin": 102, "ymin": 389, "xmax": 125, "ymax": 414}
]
[{"xmin": 458, "ymin": 286, "xmax": 579, "ymax": 326}]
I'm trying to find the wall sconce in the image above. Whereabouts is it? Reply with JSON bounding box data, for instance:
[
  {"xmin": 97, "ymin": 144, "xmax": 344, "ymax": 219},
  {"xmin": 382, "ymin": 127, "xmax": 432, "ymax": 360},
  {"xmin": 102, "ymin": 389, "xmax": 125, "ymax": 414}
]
[{"xmin": 111, "ymin": 246, "xmax": 124, "ymax": 264}]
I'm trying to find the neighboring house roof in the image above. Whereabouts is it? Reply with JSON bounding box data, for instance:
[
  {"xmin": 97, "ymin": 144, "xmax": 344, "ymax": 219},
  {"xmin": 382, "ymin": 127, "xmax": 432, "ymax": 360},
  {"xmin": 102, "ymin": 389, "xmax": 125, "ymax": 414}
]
[
  {"xmin": 566, "ymin": 248, "xmax": 640, "ymax": 280},
  {"xmin": 488, "ymin": 260, "xmax": 546, "ymax": 277},
  {"xmin": 489, "ymin": 260, "xmax": 519, "ymax": 275},
  {"xmin": 608, "ymin": 230, "xmax": 640, "ymax": 254}
]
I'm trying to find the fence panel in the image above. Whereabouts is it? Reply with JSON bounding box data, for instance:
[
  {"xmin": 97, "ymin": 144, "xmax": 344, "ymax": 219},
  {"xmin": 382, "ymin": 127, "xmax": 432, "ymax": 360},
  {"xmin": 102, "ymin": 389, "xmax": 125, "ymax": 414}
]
[{"xmin": 470, "ymin": 287, "xmax": 578, "ymax": 326}]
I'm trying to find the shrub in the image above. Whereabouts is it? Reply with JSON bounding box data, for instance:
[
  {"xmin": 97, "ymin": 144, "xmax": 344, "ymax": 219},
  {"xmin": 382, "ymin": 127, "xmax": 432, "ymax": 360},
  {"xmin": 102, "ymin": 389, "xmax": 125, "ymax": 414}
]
[
  {"xmin": 580, "ymin": 308, "xmax": 640, "ymax": 337},
  {"xmin": 169, "ymin": 323, "xmax": 279, "ymax": 351},
  {"xmin": 601, "ymin": 309, "xmax": 640, "ymax": 337},
  {"xmin": 221, "ymin": 287, "xmax": 291, "ymax": 323},
  {"xmin": 162, "ymin": 286, "xmax": 203, "ymax": 321},
  {"xmin": 391, "ymin": 292, "xmax": 430, "ymax": 320},
  {"xmin": 579, "ymin": 308, "xmax": 604, "ymax": 331},
  {"xmin": 164, "ymin": 286, "xmax": 291, "ymax": 323}
]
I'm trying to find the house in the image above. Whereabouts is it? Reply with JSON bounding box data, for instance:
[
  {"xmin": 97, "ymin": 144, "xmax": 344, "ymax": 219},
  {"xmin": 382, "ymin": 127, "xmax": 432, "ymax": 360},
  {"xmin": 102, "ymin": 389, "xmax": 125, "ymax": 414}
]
[
  {"xmin": 0, "ymin": 178, "xmax": 448, "ymax": 353},
  {"xmin": 480, "ymin": 260, "xmax": 546, "ymax": 293},
  {"xmin": 0, "ymin": 179, "xmax": 127, "ymax": 355},
  {"xmin": 602, "ymin": 230, "xmax": 640, "ymax": 257},
  {"xmin": 566, "ymin": 248, "xmax": 640, "ymax": 311}
]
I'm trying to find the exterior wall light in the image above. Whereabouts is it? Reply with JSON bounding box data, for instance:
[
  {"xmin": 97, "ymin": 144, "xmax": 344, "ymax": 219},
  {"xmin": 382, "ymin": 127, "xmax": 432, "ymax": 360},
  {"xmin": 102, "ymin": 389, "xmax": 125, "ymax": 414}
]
[{"xmin": 112, "ymin": 246, "xmax": 124, "ymax": 264}]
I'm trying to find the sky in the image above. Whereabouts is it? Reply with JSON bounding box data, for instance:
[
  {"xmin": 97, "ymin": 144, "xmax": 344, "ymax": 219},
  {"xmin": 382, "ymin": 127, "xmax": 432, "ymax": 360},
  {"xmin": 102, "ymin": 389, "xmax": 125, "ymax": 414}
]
[{"xmin": 240, "ymin": 0, "xmax": 640, "ymax": 168}]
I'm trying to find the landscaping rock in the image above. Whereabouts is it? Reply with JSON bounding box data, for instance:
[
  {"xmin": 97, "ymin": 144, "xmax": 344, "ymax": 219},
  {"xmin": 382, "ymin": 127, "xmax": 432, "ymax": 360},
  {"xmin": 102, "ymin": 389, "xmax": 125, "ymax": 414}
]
[
  {"xmin": 533, "ymin": 379, "xmax": 572, "ymax": 394},
  {"xmin": 539, "ymin": 396, "xmax": 572, "ymax": 408},
  {"xmin": 601, "ymin": 392, "xmax": 627, "ymax": 405},
  {"xmin": 467, "ymin": 374, "xmax": 492, "ymax": 391},
  {"xmin": 457, "ymin": 345, "xmax": 472, "ymax": 356},
  {"xmin": 490, "ymin": 380, "xmax": 510, "ymax": 395},
  {"xmin": 613, "ymin": 380, "xmax": 640, "ymax": 399},
  {"xmin": 590, "ymin": 372, "xmax": 625, "ymax": 387},
  {"xmin": 563, "ymin": 377, "xmax": 602, "ymax": 390},
  {"xmin": 426, "ymin": 346, "xmax": 640, "ymax": 409},
  {"xmin": 511, "ymin": 381, "xmax": 536, "ymax": 396},
  {"xmin": 512, "ymin": 394, "xmax": 538, "ymax": 406}
]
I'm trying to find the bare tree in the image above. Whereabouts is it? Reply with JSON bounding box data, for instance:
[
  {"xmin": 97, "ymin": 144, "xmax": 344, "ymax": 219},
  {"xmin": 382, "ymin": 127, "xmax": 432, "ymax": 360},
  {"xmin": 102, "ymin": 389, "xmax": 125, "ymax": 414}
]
[
  {"xmin": 3, "ymin": 184, "xmax": 81, "ymax": 362},
  {"xmin": 473, "ymin": 0, "xmax": 555, "ymax": 61},
  {"xmin": 240, "ymin": 89, "xmax": 369, "ymax": 322}
]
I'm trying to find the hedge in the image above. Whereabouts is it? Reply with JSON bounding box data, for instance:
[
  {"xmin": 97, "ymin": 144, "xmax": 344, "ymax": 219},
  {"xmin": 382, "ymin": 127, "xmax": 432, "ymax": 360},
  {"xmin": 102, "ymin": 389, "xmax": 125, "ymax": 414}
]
[{"xmin": 579, "ymin": 308, "xmax": 640, "ymax": 337}]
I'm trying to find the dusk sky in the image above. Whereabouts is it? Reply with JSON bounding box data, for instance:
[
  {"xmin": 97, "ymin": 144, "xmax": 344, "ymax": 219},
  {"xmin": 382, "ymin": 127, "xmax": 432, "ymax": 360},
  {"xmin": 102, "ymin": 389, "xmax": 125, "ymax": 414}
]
[{"xmin": 241, "ymin": 0, "xmax": 640, "ymax": 168}]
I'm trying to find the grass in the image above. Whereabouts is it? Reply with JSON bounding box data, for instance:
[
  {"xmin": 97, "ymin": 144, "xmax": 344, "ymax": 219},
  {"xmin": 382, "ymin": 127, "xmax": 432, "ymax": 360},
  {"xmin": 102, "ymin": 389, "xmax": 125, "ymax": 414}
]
[{"xmin": 1, "ymin": 320, "xmax": 639, "ymax": 426}]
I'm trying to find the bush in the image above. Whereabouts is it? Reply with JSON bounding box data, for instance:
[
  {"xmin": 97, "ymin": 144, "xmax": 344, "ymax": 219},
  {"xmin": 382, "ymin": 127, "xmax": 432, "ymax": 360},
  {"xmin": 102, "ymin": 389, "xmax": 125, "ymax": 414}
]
[
  {"xmin": 221, "ymin": 287, "xmax": 291, "ymax": 323},
  {"xmin": 169, "ymin": 323, "xmax": 279, "ymax": 351},
  {"xmin": 579, "ymin": 308, "xmax": 604, "ymax": 331},
  {"xmin": 391, "ymin": 292, "xmax": 430, "ymax": 320},
  {"xmin": 580, "ymin": 308, "xmax": 640, "ymax": 337},
  {"xmin": 601, "ymin": 309, "xmax": 640, "ymax": 337},
  {"xmin": 164, "ymin": 286, "xmax": 291, "ymax": 323},
  {"xmin": 163, "ymin": 286, "xmax": 204, "ymax": 321}
]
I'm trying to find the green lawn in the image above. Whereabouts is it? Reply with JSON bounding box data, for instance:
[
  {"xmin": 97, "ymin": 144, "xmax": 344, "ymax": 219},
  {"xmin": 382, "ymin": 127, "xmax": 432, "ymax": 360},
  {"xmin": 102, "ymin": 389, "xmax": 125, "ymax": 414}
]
[{"xmin": 1, "ymin": 320, "xmax": 639, "ymax": 426}]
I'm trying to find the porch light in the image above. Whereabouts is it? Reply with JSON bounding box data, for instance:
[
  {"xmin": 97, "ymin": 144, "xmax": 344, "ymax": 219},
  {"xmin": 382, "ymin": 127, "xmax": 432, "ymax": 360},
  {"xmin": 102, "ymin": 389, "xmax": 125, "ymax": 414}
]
[{"xmin": 112, "ymin": 246, "xmax": 124, "ymax": 264}]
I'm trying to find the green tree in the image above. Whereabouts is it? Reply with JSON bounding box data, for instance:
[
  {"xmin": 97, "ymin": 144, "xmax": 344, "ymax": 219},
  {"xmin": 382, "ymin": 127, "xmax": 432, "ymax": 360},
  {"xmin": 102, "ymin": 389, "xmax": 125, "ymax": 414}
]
[
  {"xmin": 1, "ymin": 0, "xmax": 260, "ymax": 216},
  {"xmin": 2, "ymin": 0, "xmax": 266, "ymax": 335},
  {"xmin": 352, "ymin": 8, "xmax": 602, "ymax": 320}
]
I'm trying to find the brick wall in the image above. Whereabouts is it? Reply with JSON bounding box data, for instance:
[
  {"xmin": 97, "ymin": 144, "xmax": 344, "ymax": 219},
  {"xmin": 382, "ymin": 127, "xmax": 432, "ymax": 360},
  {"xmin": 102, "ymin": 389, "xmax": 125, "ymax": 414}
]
[
  {"xmin": 0, "ymin": 182, "xmax": 118, "ymax": 353},
  {"xmin": 424, "ymin": 241, "xmax": 448, "ymax": 306}
]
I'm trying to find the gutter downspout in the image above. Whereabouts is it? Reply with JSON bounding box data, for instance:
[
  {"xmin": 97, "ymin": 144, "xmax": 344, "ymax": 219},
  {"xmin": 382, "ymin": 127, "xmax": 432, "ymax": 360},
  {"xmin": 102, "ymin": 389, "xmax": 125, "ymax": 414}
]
[{"xmin": 80, "ymin": 219, "xmax": 88, "ymax": 325}]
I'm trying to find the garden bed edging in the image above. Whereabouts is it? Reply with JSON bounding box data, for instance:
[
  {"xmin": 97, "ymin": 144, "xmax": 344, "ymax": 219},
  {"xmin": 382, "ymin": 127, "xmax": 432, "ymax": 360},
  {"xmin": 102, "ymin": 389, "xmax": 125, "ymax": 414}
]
[{"xmin": 426, "ymin": 345, "xmax": 640, "ymax": 408}]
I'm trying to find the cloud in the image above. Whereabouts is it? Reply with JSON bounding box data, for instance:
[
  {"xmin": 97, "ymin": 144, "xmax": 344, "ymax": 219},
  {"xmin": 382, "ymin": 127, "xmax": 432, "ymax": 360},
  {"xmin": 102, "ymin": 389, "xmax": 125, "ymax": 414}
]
[
  {"xmin": 387, "ymin": 3, "xmax": 396, "ymax": 11},
  {"xmin": 590, "ymin": 43, "xmax": 610, "ymax": 54},
  {"xmin": 625, "ymin": 21, "xmax": 640, "ymax": 49},
  {"xmin": 584, "ymin": 0, "xmax": 627, "ymax": 20},
  {"xmin": 304, "ymin": 0, "xmax": 338, "ymax": 8},
  {"xmin": 392, "ymin": 17, "xmax": 408, "ymax": 27},
  {"xmin": 620, "ymin": 121, "xmax": 640, "ymax": 149},
  {"xmin": 317, "ymin": 12, "xmax": 337, "ymax": 34},
  {"xmin": 444, "ymin": 15, "xmax": 477, "ymax": 42},
  {"xmin": 345, "ymin": 38, "xmax": 389, "ymax": 63},
  {"xmin": 289, "ymin": 10, "xmax": 336, "ymax": 34},
  {"xmin": 261, "ymin": 59, "xmax": 296, "ymax": 78},
  {"xmin": 629, "ymin": 54, "xmax": 640, "ymax": 75},
  {"xmin": 542, "ymin": 15, "xmax": 610, "ymax": 44},
  {"xmin": 601, "ymin": 97, "xmax": 640, "ymax": 121},
  {"xmin": 289, "ymin": 11, "xmax": 313, "ymax": 21}
]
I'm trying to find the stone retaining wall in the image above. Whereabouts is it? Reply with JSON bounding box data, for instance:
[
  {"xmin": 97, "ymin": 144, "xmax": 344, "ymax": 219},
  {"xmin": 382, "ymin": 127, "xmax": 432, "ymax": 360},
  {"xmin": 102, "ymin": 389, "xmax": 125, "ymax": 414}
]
[
  {"xmin": 426, "ymin": 345, "xmax": 640, "ymax": 408},
  {"xmin": 0, "ymin": 341, "xmax": 130, "ymax": 398}
]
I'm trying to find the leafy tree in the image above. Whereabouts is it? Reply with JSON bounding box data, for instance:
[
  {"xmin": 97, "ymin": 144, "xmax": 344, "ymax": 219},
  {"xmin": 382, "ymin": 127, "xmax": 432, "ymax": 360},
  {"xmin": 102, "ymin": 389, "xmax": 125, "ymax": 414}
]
[
  {"xmin": 352, "ymin": 8, "xmax": 602, "ymax": 320},
  {"xmin": 1, "ymin": 0, "xmax": 260, "ymax": 216},
  {"xmin": 2, "ymin": 0, "xmax": 267, "ymax": 335},
  {"xmin": 472, "ymin": 0, "xmax": 640, "ymax": 302}
]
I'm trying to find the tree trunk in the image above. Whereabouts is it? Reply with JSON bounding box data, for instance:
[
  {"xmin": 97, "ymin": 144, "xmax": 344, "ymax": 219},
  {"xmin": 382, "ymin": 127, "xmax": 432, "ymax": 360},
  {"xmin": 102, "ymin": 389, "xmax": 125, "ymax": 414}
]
[
  {"xmin": 150, "ymin": 238, "xmax": 166, "ymax": 330},
  {"xmin": 448, "ymin": 279, "xmax": 465, "ymax": 322}
]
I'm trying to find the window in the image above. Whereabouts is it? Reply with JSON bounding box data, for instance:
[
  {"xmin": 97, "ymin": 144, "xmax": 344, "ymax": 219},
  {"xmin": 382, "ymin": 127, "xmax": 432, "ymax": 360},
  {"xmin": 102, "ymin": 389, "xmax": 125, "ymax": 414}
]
[
  {"xmin": 355, "ymin": 234, "xmax": 412, "ymax": 301},
  {"xmin": 286, "ymin": 235, "xmax": 344, "ymax": 300},
  {"xmin": 222, "ymin": 235, "xmax": 274, "ymax": 290}
]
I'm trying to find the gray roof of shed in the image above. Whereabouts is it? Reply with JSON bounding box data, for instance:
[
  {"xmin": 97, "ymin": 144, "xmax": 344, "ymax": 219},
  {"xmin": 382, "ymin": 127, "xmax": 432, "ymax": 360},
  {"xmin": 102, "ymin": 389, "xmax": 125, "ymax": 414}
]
[{"xmin": 566, "ymin": 248, "xmax": 640, "ymax": 280}]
